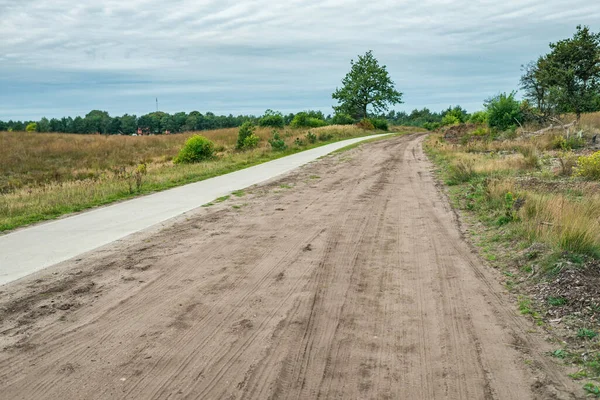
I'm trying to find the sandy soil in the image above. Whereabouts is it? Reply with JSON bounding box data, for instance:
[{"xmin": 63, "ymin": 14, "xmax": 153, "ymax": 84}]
[{"xmin": 0, "ymin": 134, "xmax": 580, "ymax": 399}]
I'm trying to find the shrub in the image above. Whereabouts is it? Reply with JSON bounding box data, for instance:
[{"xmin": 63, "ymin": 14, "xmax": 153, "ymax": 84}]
[
  {"xmin": 237, "ymin": 122, "xmax": 256, "ymax": 149},
  {"xmin": 575, "ymin": 151, "xmax": 600, "ymax": 180},
  {"xmin": 423, "ymin": 122, "xmax": 441, "ymax": 131},
  {"xmin": 290, "ymin": 112, "xmax": 327, "ymax": 128},
  {"xmin": 174, "ymin": 135, "xmax": 215, "ymax": 163},
  {"xmin": 485, "ymin": 92, "xmax": 524, "ymax": 131},
  {"xmin": 370, "ymin": 119, "xmax": 389, "ymax": 131},
  {"xmin": 25, "ymin": 123, "xmax": 37, "ymax": 132},
  {"xmin": 306, "ymin": 131, "xmax": 317, "ymax": 144},
  {"xmin": 441, "ymin": 114, "xmax": 460, "ymax": 126},
  {"xmin": 331, "ymin": 113, "xmax": 354, "ymax": 125},
  {"xmin": 258, "ymin": 109, "xmax": 285, "ymax": 128},
  {"xmin": 356, "ymin": 118, "xmax": 375, "ymax": 130},
  {"xmin": 268, "ymin": 130, "xmax": 287, "ymax": 151},
  {"xmin": 294, "ymin": 137, "xmax": 305, "ymax": 146},
  {"xmin": 242, "ymin": 133, "xmax": 260, "ymax": 149},
  {"xmin": 469, "ymin": 111, "xmax": 489, "ymax": 124},
  {"xmin": 552, "ymin": 134, "xmax": 586, "ymax": 150}
]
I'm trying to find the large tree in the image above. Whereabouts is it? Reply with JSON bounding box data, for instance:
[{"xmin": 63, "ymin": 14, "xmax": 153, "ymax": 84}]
[
  {"xmin": 332, "ymin": 51, "xmax": 403, "ymax": 119},
  {"xmin": 541, "ymin": 25, "xmax": 600, "ymax": 120}
]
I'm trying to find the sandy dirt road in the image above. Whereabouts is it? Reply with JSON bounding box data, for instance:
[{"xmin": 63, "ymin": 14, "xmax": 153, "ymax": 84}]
[{"xmin": 0, "ymin": 134, "xmax": 579, "ymax": 399}]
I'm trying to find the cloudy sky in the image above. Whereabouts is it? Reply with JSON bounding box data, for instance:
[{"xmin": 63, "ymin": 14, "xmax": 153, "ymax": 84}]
[{"xmin": 1, "ymin": 0, "xmax": 599, "ymax": 120}]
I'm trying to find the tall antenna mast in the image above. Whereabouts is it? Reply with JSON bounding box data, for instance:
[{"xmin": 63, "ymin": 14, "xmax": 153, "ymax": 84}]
[{"xmin": 156, "ymin": 98, "xmax": 159, "ymax": 112}]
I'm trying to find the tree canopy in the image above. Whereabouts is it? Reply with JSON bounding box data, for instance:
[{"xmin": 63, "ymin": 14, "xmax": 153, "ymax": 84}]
[
  {"xmin": 521, "ymin": 25, "xmax": 600, "ymax": 120},
  {"xmin": 332, "ymin": 51, "xmax": 403, "ymax": 120}
]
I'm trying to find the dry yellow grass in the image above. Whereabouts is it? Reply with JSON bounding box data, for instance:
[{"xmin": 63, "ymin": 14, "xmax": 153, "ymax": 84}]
[{"xmin": 426, "ymin": 120, "xmax": 600, "ymax": 256}]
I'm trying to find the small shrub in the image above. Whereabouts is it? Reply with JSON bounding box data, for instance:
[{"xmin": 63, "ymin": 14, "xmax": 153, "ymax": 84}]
[
  {"xmin": 472, "ymin": 126, "xmax": 489, "ymax": 136},
  {"xmin": 356, "ymin": 118, "xmax": 375, "ymax": 130},
  {"xmin": 242, "ymin": 133, "xmax": 260, "ymax": 149},
  {"xmin": 25, "ymin": 122, "xmax": 37, "ymax": 132},
  {"xmin": 331, "ymin": 113, "xmax": 354, "ymax": 125},
  {"xmin": 575, "ymin": 151, "xmax": 600, "ymax": 180},
  {"xmin": 294, "ymin": 137, "xmax": 305, "ymax": 146},
  {"xmin": 423, "ymin": 122, "xmax": 441, "ymax": 131},
  {"xmin": 269, "ymin": 130, "xmax": 287, "ymax": 151},
  {"xmin": 370, "ymin": 119, "xmax": 389, "ymax": 131},
  {"xmin": 174, "ymin": 135, "xmax": 215, "ymax": 164},
  {"xmin": 441, "ymin": 114, "xmax": 460, "ymax": 126},
  {"xmin": 469, "ymin": 111, "xmax": 489, "ymax": 124},
  {"xmin": 237, "ymin": 122, "xmax": 256, "ymax": 149},
  {"xmin": 306, "ymin": 131, "xmax": 317, "ymax": 144}
]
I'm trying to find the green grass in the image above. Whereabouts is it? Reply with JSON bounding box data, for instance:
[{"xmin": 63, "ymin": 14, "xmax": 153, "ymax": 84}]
[{"xmin": 232, "ymin": 190, "xmax": 246, "ymax": 197}]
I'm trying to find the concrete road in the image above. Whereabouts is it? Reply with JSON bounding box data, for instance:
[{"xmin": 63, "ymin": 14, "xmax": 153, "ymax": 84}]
[{"xmin": 0, "ymin": 134, "xmax": 390, "ymax": 285}]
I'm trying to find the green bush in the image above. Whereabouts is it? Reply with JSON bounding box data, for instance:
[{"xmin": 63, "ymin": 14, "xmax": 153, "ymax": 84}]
[
  {"xmin": 294, "ymin": 137, "xmax": 305, "ymax": 146},
  {"xmin": 306, "ymin": 131, "xmax": 317, "ymax": 144},
  {"xmin": 423, "ymin": 122, "xmax": 441, "ymax": 131},
  {"xmin": 356, "ymin": 118, "xmax": 375, "ymax": 130},
  {"xmin": 268, "ymin": 130, "xmax": 287, "ymax": 151},
  {"xmin": 237, "ymin": 122, "xmax": 256, "ymax": 149},
  {"xmin": 25, "ymin": 122, "xmax": 37, "ymax": 132},
  {"xmin": 242, "ymin": 133, "xmax": 260, "ymax": 149},
  {"xmin": 575, "ymin": 151, "xmax": 600, "ymax": 180},
  {"xmin": 469, "ymin": 111, "xmax": 489, "ymax": 124},
  {"xmin": 370, "ymin": 119, "xmax": 389, "ymax": 131},
  {"xmin": 290, "ymin": 112, "xmax": 328, "ymax": 128},
  {"xmin": 258, "ymin": 109, "xmax": 285, "ymax": 128},
  {"xmin": 331, "ymin": 113, "xmax": 354, "ymax": 125},
  {"xmin": 441, "ymin": 114, "xmax": 460, "ymax": 126},
  {"xmin": 485, "ymin": 92, "xmax": 524, "ymax": 131},
  {"xmin": 174, "ymin": 135, "xmax": 215, "ymax": 164}
]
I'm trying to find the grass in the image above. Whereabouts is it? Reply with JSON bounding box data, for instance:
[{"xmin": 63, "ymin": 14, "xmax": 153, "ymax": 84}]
[{"xmin": 0, "ymin": 124, "xmax": 415, "ymax": 232}]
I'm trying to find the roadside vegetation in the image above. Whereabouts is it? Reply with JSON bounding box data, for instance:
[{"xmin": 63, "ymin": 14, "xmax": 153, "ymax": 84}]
[
  {"xmin": 424, "ymin": 25, "xmax": 600, "ymax": 396},
  {"xmin": 0, "ymin": 124, "xmax": 422, "ymax": 232}
]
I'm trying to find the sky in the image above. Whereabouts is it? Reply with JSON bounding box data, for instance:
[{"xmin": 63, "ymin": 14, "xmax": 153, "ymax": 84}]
[{"xmin": 1, "ymin": 0, "xmax": 599, "ymax": 121}]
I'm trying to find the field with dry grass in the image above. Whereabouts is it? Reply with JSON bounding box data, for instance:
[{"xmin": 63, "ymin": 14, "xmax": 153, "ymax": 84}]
[
  {"xmin": 0, "ymin": 125, "xmax": 419, "ymax": 232},
  {"xmin": 424, "ymin": 112, "xmax": 600, "ymax": 391}
]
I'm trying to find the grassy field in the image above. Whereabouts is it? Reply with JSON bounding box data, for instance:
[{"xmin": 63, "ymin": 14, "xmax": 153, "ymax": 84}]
[
  {"xmin": 0, "ymin": 125, "xmax": 421, "ymax": 232},
  {"xmin": 424, "ymin": 112, "xmax": 600, "ymax": 391}
]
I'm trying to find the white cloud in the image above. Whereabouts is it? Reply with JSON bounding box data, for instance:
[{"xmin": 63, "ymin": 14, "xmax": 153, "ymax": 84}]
[{"xmin": 0, "ymin": 0, "xmax": 598, "ymax": 119}]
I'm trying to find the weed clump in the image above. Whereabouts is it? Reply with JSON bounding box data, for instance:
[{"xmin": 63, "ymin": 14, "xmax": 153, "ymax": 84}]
[{"xmin": 174, "ymin": 135, "xmax": 215, "ymax": 164}]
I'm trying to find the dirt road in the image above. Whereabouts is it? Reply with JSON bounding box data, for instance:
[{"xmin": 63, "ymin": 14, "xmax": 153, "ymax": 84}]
[{"xmin": 0, "ymin": 134, "xmax": 579, "ymax": 399}]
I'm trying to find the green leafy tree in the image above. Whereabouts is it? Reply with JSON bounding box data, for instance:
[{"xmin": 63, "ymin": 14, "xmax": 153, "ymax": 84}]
[
  {"xmin": 25, "ymin": 122, "xmax": 37, "ymax": 132},
  {"xmin": 258, "ymin": 109, "xmax": 285, "ymax": 128},
  {"xmin": 332, "ymin": 50, "xmax": 403, "ymax": 119},
  {"xmin": 542, "ymin": 25, "xmax": 600, "ymax": 120},
  {"xmin": 84, "ymin": 110, "xmax": 111, "ymax": 134}
]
